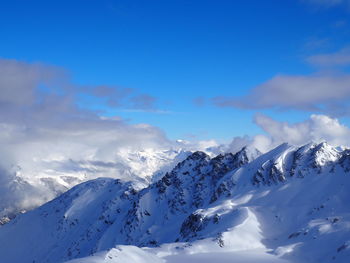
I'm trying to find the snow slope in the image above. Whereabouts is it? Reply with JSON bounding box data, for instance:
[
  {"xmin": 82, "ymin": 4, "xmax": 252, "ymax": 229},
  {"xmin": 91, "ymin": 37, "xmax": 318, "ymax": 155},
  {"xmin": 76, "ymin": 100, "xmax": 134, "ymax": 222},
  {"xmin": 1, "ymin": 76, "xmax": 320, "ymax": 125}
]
[
  {"xmin": 65, "ymin": 245, "xmax": 289, "ymax": 263},
  {"xmin": 0, "ymin": 142, "xmax": 349, "ymax": 263}
]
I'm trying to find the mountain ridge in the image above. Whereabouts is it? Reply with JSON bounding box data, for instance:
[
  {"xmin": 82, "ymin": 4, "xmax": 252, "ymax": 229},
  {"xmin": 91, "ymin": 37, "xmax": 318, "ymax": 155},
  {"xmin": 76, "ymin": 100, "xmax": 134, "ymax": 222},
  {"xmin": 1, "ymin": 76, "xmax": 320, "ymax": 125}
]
[{"xmin": 0, "ymin": 142, "xmax": 349, "ymax": 263}]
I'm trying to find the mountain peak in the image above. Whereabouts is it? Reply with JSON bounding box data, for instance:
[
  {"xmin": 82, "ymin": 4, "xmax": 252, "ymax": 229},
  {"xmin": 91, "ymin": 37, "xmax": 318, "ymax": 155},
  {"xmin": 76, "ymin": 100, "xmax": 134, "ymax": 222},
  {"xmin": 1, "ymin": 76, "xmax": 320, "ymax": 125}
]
[{"xmin": 186, "ymin": 151, "xmax": 210, "ymax": 161}]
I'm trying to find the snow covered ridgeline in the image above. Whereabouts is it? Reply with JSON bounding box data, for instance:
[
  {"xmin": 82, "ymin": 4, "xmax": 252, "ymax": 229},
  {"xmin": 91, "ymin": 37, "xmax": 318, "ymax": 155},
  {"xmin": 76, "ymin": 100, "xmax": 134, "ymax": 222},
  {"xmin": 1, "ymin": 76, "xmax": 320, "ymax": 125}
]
[{"xmin": 0, "ymin": 142, "xmax": 350, "ymax": 263}]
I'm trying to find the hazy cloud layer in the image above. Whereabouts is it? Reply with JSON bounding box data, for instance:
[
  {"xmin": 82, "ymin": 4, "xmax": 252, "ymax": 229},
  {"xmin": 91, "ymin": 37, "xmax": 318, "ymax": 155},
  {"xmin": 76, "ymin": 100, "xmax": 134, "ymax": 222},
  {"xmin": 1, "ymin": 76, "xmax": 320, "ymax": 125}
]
[
  {"xmin": 0, "ymin": 58, "xmax": 170, "ymax": 216},
  {"xmin": 0, "ymin": 59, "xmax": 170, "ymax": 166},
  {"xmin": 86, "ymin": 85, "xmax": 157, "ymax": 110},
  {"xmin": 130, "ymin": 94, "xmax": 157, "ymax": 110},
  {"xmin": 302, "ymin": 0, "xmax": 350, "ymax": 8},
  {"xmin": 0, "ymin": 59, "xmax": 67, "ymax": 106},
  {"xmin": 213, "ymin": 73, "xmax": 350, "ymax": 114},
  {"xmin": 213, "ymin": 44, "xmax": 350, "ymax": 115},
  {"xmin": 306, "ymin": 47, "xmax": 350, "ymax": 67}
]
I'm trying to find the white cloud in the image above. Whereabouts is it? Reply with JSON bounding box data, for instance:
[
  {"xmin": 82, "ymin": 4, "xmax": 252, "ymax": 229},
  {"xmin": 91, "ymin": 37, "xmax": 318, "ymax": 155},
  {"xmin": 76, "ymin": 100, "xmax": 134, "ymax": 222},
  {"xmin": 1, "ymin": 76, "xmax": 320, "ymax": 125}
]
[
  {"xmin": 254, "ymin": 113, "xmax": 350, "ymax": 147},
  {"xmin": 223, "ymin": 135, "xmax": 272, "ymax": 155},
  {"xmin": 213, "ymin": 73, "xmax": 350, "ymax": 114},
  {"xmin": 224, "ymin": 114, "xmax": 350, "ymax": 154},
  {"xmin": 0, "ymin": 59, "xmax": 172, "ymax": 217}
]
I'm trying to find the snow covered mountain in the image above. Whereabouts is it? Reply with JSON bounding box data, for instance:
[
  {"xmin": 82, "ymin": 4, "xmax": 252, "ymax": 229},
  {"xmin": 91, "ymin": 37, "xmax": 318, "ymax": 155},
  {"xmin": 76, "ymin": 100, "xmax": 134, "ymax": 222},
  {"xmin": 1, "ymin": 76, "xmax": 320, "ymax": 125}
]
[
  {"xmin": 0, "ymin": 142, "xmax": 349, "ymax": 263},
  {"xmin": 0, "ymin": 148, "xmax": 190, "ymax": 222}
]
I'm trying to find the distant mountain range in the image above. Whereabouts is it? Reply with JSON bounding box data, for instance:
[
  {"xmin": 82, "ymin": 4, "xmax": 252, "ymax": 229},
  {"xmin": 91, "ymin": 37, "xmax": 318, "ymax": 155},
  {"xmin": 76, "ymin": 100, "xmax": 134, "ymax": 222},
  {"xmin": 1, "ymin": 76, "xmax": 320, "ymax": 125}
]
[
  {"xmin": 0, "ymin": 142, "xmax": 349, "ymax": 263},
  {"xmin": 0, "ymin": 148, "xmax": 191, "ymax": 221}
]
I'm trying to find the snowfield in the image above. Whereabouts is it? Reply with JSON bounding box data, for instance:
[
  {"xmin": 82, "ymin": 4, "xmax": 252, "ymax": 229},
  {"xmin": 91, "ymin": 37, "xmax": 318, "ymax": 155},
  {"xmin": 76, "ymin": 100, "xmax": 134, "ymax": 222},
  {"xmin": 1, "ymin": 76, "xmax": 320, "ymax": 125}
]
[
  {"xmin": 65, "ymin": 246, "xmax": 290, "ymax": 263},
  {"xmin": 0, "ymin": 142, "xmax": 349, "ymax": 262}
]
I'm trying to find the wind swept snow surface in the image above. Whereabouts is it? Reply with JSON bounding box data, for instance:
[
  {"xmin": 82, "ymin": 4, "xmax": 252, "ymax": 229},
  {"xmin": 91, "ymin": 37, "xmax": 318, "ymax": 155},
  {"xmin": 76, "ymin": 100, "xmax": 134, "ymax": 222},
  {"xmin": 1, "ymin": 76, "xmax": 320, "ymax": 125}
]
[{"xmin": 65, "ymin": 246, "xmax": 290, "ymax": 263}]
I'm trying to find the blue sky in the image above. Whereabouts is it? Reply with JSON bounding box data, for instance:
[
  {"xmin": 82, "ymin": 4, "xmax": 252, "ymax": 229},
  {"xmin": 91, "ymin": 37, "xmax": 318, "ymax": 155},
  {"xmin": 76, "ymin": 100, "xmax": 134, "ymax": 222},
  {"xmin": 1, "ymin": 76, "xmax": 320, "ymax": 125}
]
[{"xmin": 1, "ymin": 0, "xmax": 350, "ymax": 142}]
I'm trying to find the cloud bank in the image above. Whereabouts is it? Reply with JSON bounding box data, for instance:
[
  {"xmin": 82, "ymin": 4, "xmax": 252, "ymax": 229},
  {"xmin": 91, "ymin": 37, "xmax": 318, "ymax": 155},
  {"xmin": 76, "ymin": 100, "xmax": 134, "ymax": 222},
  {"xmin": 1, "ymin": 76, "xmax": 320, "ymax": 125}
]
[
  {"xmin": 213, "ymin": 73, "xmax": 350, "ymax": 114},
  {"xmin": 0, "ymin": 58, "xmax": 172, "ymax": 217},
  {"xmin": 0, "ymin": 58, "xmax": 172, "ymax": 170},
  {"xmin": 225, "ymin": 113, "xmax": 350, "ymax": 153},
  {"xmin": 213, "ymin": 45, "xmax": 350, "ymax": 116}
]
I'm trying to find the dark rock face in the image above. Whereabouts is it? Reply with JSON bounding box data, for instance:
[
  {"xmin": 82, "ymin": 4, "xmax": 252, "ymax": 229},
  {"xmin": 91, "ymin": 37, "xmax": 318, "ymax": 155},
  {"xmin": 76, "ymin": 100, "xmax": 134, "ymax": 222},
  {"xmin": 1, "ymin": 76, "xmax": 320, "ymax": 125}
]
[{"xmin": 180, "ymin": 213, "xmax": 208, "ymax": 240}]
